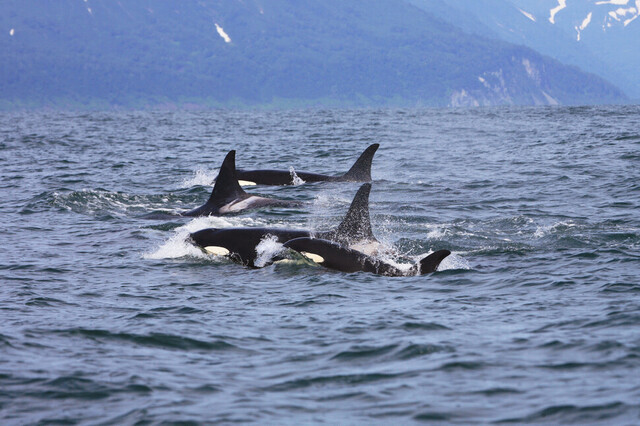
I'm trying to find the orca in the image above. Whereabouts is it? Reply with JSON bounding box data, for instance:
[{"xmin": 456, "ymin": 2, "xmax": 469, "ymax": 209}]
[
  {"xmin": 183, "ymin": 150, "xmax": 301, "ymax": 217},
  {"xmin": 233, "ymin": 144, "xmax": 379, "ymax": 186},
  {"xmin": 284, "ymin": 238, "xmax": 451, "ymax": 276},
  {"xmin": 189, "ymin": 183, "xmax": 378, "ymax": 266}
]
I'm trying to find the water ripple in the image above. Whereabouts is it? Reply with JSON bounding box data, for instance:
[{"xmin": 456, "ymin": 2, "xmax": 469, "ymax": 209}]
[
  {"xmin": 2, "ymin": 107, "xmax": 640, "ymax": 423},
  {"xmin": 49, "ymin": 328, "xmax": 241, "ymax": 352}
]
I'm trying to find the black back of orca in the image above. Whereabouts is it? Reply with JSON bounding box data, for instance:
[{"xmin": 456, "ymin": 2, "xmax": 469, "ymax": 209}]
[
  {"xmin": 284, "ymin": 237, "xmax": 451, "ymax": 276},
  {"xmin": 189, "ymin": 183, "xmax": 377, "ymax": 265},
  {"xmin": 235, "ymin": 144, "xmax": 379, "ymax": 186},
  {"xmin": 190, "ymin": 227, "xmax": 311, "ymax": 267},
  {"xmin": 183, "ymin": 150, "xmax": 300, "ymax": 217}
]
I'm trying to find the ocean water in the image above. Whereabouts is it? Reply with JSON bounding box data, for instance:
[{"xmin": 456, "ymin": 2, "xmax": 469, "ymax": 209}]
[{"xmin": 1, "ymin": 106, "xmax": 639, "ymax": 424}]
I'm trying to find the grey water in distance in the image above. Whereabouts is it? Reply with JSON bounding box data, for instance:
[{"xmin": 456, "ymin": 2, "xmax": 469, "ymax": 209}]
[{"xmin": 1, "ymin": 106, "xmax": 639, "ymax": 424}]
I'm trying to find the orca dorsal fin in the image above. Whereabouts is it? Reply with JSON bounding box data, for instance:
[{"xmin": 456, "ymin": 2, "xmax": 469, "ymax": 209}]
[
  {"xmin": 206, "ymin": 150, "xmax": 247, "ymax": 207},
  {"xmin": 341, "ymin": 144, "xmax": 379, "ymax": 181},
  {"xmin": 419, "ymin": 250, "xmax": 451, "ymax": 274},
  {"xmin": 325, "ymin": 183, "xmax": 376, "ymax": 244}
]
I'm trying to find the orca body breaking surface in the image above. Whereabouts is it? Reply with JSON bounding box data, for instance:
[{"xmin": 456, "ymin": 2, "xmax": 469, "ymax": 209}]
[
  {"xmin": 191, "ymin": 227, "xmax": 311, "ymax": 266},
  {"xmin": 284, "ymin": 237, "xmax": 451, "ymax": 276},
  {"xmin": 183, "ymin": 150, "xmax": 301, "ymax": 217},
  {"xmin": 234, "ymin": 144, "xmax": 379, "ymax": 186},
  {"xmin": 189, "ymin": 183, "xmax": 378, "ymax": 267}
]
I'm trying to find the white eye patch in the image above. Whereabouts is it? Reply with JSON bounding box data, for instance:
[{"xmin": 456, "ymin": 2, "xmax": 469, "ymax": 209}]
[
  {"xmin": 301, "ymin": 252, "xmax": 325, "ymax": 264},
  {"xmin": 204, "ymin": 246, "xmax": 230, "ymax": 256}
]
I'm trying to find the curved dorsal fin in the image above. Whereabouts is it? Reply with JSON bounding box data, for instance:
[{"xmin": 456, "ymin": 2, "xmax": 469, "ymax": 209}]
[
  {"xmin": 206, "ymin": 150, "xmax": 247, "ymax": 207},
  {"xmin": 341, "ymin": 144, "xmax": 379, "ymax": 181},
  {"xmin": 324, "ymin": 183, "xmax": 376, "ymax": 244},
  {"xmin": 419, "ymin": 250, "xmax": 451, "ymax": 274}
]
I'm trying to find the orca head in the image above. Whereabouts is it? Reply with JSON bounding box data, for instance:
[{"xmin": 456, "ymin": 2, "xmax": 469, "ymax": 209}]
[
  {"xmin": 284, "ymin": 237, "xmax": 389, "ymax": 275},
  {"xmin": 283, "ymin": 238, "xmax": 337, "ymax": 266},
  {"xmin": 189, "ymin": 228, "xmax": 221, "ymax": 248}
]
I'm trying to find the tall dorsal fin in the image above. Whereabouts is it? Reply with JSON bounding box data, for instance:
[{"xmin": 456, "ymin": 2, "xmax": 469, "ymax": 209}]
[
  {"xmin": 341, "ymin": 144, "xmax": 379, "ymax": 181},
  {"xmin": 206, "ymin": 150, "xmax": 247, "ymax": 207},
  {"xmin": 324, "ymin": 183, "xmax": 376, "ymax": 244}
]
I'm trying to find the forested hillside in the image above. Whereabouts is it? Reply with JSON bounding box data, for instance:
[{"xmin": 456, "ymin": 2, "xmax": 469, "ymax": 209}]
[{"xmin": 0, "ymin": 0, "xmax": 627, "ymax": 108}]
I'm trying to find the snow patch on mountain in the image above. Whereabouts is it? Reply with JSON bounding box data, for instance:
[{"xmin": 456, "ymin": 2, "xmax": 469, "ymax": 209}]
[
  {"xmin": 598, "ymin": 1, "xmax": 640, "ymax": 28},
  {"xmin": 519, "ymin": 8, "xmax": 536, "ymax": 22},
  {"xmin": 575, "ymin": 12, "xmax": 592, "ymax": 40},
  {"xmin": 449, "ymin": 57, "xmax": 560, "ymax": 107},
  {"xmin": 595, "ymin": 0, "xmax": 630, "ymax": 5},
  {"xmin": 549, "ymin": 0, "xmax": 567, "ymax": 24},
  {"xmin": 215, "ymin": 23, "xmax": 232, "ymax": 43},
  {"xmin": 547, "ymin": 0, "xmax": 640, "ymax": 33}
]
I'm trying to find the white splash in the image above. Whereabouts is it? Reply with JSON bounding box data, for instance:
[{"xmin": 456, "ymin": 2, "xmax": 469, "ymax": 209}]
[
  {"xmin": 373, "ymin": 249, "xmax": 414, "ymax": 275},
  {"xmin": 289, "ymin": 166, "xmax": 305, "ymax": 186},
  {"xmin": 426, "ymin": 224, "xmax": 449, "ymax": 240},
  {"xmin": 143, "ymin": 220, "xmax": 210, "ymax": 260},
  {"xmin": 437, "ymin": 252, "xmax": 471, "ymax": 271},
  {"xmin": 143, "ymin": 216, "xmax": 259, "ymax": 260},
  {"xmin": 533, "ymin": 221, "xmax": 576, "ymax": 238},
  {"xmin": 254, "ymin": 234, "xmax": 284, "ymax": 267},
  {"xmin": 519, "ymin": 8, "xmax": 536, "ymax": 22},
  {"xmin": 215, "ymin": 23, "xmax": 232, "ymax": 43},
  {"xmin": 350, "ymin": 240, "xmax": 385, "ymax": 257},
  {"xmin": 391, "ymin": 259, "xmax": 417, "ymax": 275},
  {"xmin": 381, "ymin": 249, "xmax": 470, "ymax": 276},
  {"xmin": 9, "ymin": 29, "xmax": 14, "ymax": 36},
  {"xmin": 307, "ymin": 191, "xmax": 350, "ymax": 233},
  {"xmin": 549, "ymin": 0, "xmax": 567, "ymax": 24},
  {"xmin": 181, "ymin": 169, "xmax": 218, "ymax": 187}
]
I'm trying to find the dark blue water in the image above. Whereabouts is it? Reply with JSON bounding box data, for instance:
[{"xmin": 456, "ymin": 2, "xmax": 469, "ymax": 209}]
[{"xmin": 1, "ymin": 106, "xmax": 639, "ymax": 424}]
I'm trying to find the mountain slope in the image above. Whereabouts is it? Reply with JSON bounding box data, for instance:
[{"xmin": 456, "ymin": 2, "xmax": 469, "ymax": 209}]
[
  {"xmin": 413, "ymin": 0, "xmax": 640, "ymax": 99},
  {"xmin": 0, "ymin": 0, "xmax": 626, "ymax": 108}
]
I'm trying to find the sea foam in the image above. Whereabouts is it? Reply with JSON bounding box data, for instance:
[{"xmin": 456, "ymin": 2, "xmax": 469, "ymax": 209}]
[
  {"xmin": 181, "ymin": 169, "xmax": 218, "ymax": 188},
  {"xmin": 254, "ymin": 235, "xmax": 285, "ymax": 268},
  {"xmin": 143, "ymin": 216, "xmax": 262, "ymax": 260}
]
